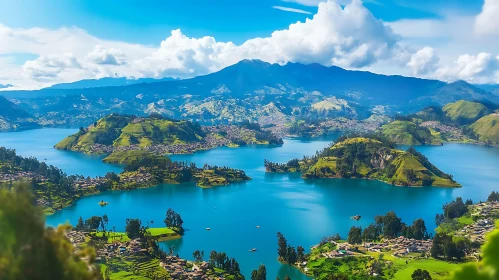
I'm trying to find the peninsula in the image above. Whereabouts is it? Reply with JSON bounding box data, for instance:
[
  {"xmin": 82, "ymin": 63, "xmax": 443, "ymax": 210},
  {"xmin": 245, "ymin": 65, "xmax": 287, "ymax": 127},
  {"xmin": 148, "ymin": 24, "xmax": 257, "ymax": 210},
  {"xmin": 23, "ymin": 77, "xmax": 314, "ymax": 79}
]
[
  {"xmin": 265, "ymin": 135, "xmax": 460, "ymax": 187},
  {"xmin": 0, "ymin": 147, "xmax": 250, "ymax": 214},
  {"xmin": 54, "ymin": 113, "xmax": 283, "ymax": 156}
]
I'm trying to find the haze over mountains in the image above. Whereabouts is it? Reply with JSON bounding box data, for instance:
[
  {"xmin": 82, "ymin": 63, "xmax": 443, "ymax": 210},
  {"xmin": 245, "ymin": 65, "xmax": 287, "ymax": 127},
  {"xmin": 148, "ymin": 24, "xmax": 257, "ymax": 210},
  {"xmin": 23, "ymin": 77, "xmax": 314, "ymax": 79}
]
[{"xmin": 0, "ymin": 59, "xmax": 498, "ymax": 129}]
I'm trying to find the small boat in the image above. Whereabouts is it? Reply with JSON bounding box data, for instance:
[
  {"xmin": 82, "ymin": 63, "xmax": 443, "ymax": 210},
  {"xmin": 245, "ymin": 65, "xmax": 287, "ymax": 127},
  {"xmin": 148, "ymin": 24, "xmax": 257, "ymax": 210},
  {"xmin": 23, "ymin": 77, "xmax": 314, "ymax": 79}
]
[
  {"xmin": 206, "ymin": 228, "xmax": 211, "ymax": 231},
  {"xmin": 249, "ymin": 248, "xmax": 257, "ymax": 252},
  {"xmin": 256, "ymin": 226, "xmax": 261, "ymax": 229},
  {"xmin": 351, "ymin": 215, "xmax": 361, "ymax": 221}
]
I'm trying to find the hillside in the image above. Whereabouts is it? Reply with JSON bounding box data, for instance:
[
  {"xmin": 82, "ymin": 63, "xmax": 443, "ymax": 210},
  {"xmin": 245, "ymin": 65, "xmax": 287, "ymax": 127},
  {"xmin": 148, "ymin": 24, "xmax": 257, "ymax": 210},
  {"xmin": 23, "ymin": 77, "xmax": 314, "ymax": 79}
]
[
  {"xmin": 380, "ymin": 120, "xmax": 442, "ymax": 145},
  {"xmin": 470, "ymin": 113, "xmax": 499, "ymax": 145},
  {"xmin": 442, "ymin": 100, "xmax": 491, "ymax": 124},
  {"xmin": 46, "ymin": 76, "xmax": 175, "ymax": 89},
  {"xmin": 265, "ymin": 136, "xmax": 460, "ymax": 187},
  {"xmin": 0, "ymin": 96, "xmax": 40, "ymax": 131},
  {"xmin": 2, "ymin": 60, "xmax": 498, "ymax": 128},
  {"xmin": 55, "ymin": 114, "xmax": 282, "ymax": 155}
]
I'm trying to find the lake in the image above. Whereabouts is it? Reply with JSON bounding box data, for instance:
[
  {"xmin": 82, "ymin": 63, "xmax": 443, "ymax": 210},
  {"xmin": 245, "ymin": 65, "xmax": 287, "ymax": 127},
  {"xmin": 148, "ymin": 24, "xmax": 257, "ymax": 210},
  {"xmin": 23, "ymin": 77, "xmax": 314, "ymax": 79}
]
[{"xmin": 1, "ymin": 128, "xmax": 499, "ymax": 279}]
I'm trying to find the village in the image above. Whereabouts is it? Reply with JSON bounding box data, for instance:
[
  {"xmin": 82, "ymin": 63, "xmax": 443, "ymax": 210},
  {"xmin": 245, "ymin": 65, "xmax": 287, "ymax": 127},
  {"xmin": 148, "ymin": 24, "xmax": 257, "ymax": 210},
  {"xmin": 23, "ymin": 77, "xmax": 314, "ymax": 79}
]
[{"xmin": 65, "ymin": 230, "xmax": 233, "ymax": 280}]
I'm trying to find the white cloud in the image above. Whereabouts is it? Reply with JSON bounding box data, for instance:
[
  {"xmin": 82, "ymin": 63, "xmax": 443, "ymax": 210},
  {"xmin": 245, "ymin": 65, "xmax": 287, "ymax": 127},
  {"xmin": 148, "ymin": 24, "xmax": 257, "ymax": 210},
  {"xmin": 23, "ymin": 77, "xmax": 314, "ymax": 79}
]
[
  {"xmin": 87, "ymin": 45, "xmax": 127, "ymax": 65},
  {"xmin": 22, "ymin": 53, "xmax": 81, "ymax": 81},
  {"xmin": 1, "ymin": 0, "xmax": 499, "ymax": 89},
  {"xmin": 273, "ymin": 6, "xmax": 313, "ymax": 14},
  {"xmin": 434, "ymin": 53, "xmax": 499, "ymax": 84},
  {"xmin": 475, "ymin": 0, "xmax": 499, "ymax": 36},
  {"xmin": 407, "ymin": 47, "xmax": 439, "ymax": 76}
]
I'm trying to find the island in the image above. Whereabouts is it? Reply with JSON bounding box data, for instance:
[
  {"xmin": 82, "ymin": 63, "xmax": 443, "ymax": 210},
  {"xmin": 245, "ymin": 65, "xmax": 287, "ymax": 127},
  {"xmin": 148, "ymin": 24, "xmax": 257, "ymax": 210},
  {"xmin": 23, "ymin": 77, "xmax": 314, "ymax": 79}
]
[
  {"xmin": 264, "ymin": 135, "xmax": 460, "ymax": 187},
  {"xmin": 55, "ymin": 113, "xmax": 283, "ymax": 156},
  {"xmin": 0, "ymin": 146, "xmax": 250, "ymax": 214}
]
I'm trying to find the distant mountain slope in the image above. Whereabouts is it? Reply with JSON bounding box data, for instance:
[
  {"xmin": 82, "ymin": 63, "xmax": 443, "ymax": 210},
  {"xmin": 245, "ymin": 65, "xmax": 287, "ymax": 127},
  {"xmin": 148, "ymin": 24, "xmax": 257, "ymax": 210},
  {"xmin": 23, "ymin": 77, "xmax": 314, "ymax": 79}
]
[
  {"xmin": 470, "ymin": 113, "xmax": 499, "ymax": 145},
  {"xmin": 0, "ymin": 96, "xmax": 31, "ymax": 120},
  {"xmin": 46, "ymin": 77, "xmax": 175, "ymax": 90},
  {"xmin": 442, "ymin": 100, "xmax": 492, "ymax": 124},
  {"xmin": 0, "ymin": 96, "xmax": 39, "ymax": 130},
  {"xmin": 380, "ymin": 120, "xmax": 442, "ymax": 145},
  {"xmin": 2, "ymin": 60, "xmax": 499, "ymax": 127}
]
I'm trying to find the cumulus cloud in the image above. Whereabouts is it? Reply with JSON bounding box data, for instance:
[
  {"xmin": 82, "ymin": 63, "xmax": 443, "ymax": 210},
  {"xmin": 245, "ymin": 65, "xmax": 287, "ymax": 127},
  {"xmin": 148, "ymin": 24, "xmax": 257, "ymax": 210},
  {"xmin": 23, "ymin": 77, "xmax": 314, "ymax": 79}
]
[
  {"xmin": 22, "ymin": 53, "xmax": 81, "ymax": 81},
  {"xmin": 434, "ymin": 53, "xmax": 499, "ymax": 83},
  {"xmin": 475, "ymin": 0, "xmax": 499, "ymax": 36},
  {"xmin": 407, "ymin": 47, "xmax": 439, "ymax": 76},
  {"xmin": 87, "ymin": 45, "xmax": 127, "ymax": 65},
  {"xmin": 1, "ymin": 0, "xmax": 499, "ymax": 89}
]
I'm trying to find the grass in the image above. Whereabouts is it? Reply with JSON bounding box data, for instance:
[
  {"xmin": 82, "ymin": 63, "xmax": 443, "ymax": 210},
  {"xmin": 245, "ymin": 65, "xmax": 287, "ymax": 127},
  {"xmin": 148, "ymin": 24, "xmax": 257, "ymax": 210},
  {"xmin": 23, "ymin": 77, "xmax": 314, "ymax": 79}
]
[
  {"xmin": 471, "ymin": 113, "xmax": 499, "ymax": 144},
  {"xmin": 94, "ymin": 227, "xmax": 180, "ymax": 243},
  {"xmin": 102, "ymin": 150, "xmax": 160, "ymax": 164},
  {"xmin": 391, "ymin": 258, "xmax": 458, "ymax": 280},
  {"xmin": 443, "ymin": 100, "xmax": 490, "ymax": 122}
]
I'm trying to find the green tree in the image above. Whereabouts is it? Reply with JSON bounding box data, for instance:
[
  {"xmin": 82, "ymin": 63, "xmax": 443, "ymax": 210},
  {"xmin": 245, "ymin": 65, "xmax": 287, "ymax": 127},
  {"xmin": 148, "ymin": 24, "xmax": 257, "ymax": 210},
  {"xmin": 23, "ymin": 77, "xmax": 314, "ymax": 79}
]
[
  {"xmin": 412, "ymin": 269, "xmax": 432, "ymax": 280},
  {"xmin": 251, "ymin": 264, "xmax": 267, "ymax": 280},
  {"xmin": 193, "ymin": 250, "xmax": 204, "ymax": 262},
  {"xmin": 164, "ymin": 208, "xmax": 184, "ymax": 234},
  {"xmin": 296, "ymin": 246, "xmax": 305, "ymax": 262},
  {"xmin": 0, "ymin": 183, "xmax": 98, "ymax": 279},
  {"xmin": 347, "ymin": 226, "xmax": 362, "ymax": 244},
  {"xmin": 84, "ymin": 216, "xmax": 103, "ymax": 232},
  {"xmin": 125, "ymin": 218, "xmax": 143, "ymax": 239},
  {"xmin": 277, "ymin": 232, "xmax": 287, "ymax": 260},
  {"xmin": 409, "ymin": 218, "xmax": 428, "ymax": 240},
  {"xmin": 75, "ymin": 216, "xmax": 84, "ymax": 231}
]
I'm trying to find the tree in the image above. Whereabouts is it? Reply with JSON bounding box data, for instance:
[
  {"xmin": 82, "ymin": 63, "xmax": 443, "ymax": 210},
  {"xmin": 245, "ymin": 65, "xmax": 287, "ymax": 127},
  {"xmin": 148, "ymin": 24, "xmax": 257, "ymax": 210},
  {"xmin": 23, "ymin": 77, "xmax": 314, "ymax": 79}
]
[
  {"xmin": 75, "ymin": 216, "xmax": 84, "ymax": 231},
  {"xmin": 362, "ymin": 224, "xmax": 379, "ymax": 242},
  {"xmin": 347, "ymin": 226, "xmax": 362, "ymax": 244},
  {"xmin": 409, "ymin": 218, "xmax": 428, "ymax": 240},
  {"xmin": 487, "ymin": 191, "xmax": 499, "ymax": 202},
  {"xmin": 84, "ymin": 216, "xmax": 103, "ymax": 232},
  {"xmin": 375, "ymin": 211, "xmax": 403, "ymax": 238},
  {"xmin": 435, "ymin": 214, "xmax": 445, "ymax": 226},
  {"xmin": 193, "ymin": 250, "xmax": 204, "ymax": 262},
  {"xmin": 443, "ymin": 197, "xmax": 467, "ymax": 219},
  {"xmin": 297, "ymin": 246, "xmax": 305, "ymax": 262},
  {"xmin": 125, "ymin": 218, "xmax": 143, "ymax": 239},
  {"xmin": 164, "ymin": 208, "xmax": 184, "ymax": 234},
  {"xmin": 277, "ymin": 232, "xmax": 288, "ymax": 260},
  {"xmin": 412, "ymin": 269, "xmax": 432, "ymax": 280},
  {"xmin": 0, "ymin": 183, "xmax": 98, "ymax": 279},
  {"xmin": 251, "ymin": 264, "xmax": 266, "ymax": 280}
]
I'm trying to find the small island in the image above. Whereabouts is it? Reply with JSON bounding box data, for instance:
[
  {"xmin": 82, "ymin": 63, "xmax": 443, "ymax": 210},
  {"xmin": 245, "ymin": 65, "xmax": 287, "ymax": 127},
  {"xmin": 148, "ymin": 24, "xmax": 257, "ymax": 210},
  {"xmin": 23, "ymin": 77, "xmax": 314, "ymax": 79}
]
[
  {"xmin": 265, "ymin": 135, "xmax": 460, "ymax": 187},
  {"xmin": 55, "ymin": 113, "xmax": 283, "ymax": 156}
]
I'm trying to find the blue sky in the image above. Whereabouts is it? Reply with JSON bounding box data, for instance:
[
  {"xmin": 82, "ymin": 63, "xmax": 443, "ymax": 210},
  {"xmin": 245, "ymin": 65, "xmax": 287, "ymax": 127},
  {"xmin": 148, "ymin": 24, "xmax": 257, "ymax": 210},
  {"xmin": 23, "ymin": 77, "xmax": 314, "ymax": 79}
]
[
  {"xmin": 0, "ymin": 0, "xmax": 484, "ymax": 44},
  {"xmin": 0, "ymin": 0, "xmax": 497, "ymax": 89}
]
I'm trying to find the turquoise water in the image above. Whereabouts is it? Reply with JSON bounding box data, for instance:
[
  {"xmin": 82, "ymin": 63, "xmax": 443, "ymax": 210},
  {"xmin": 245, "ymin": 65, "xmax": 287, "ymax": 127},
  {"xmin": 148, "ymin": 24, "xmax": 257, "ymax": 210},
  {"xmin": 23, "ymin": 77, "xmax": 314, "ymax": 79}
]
[{"xmin": 1, "ymin": 129, "xmax": 499, "ymax": 279}]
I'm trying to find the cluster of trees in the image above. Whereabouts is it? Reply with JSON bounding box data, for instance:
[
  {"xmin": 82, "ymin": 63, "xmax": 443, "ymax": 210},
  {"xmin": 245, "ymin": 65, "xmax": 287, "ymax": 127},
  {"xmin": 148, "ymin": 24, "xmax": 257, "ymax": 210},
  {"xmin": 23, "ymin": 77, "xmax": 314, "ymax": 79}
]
[
  {"xmin": 431, "ymin": 232, "xmax": 469, "ymax": 261},
  {"xmin": 488, "ymin": 191, "xmax": 499, "ymax": 202},
  {"xmin": 264, "ymin": 158, "xmax": 300, "ymax": 172},
  {"xmin": 411, "ymin": 269, "xmax": 432, "ymax": 280},
  {"xmin": 251, "ymin": 264, "xmax": 266, "ymax": 280},
  {"xmin": 193, "ymin": 250, "xmax": 204, "ymax": 262},
  {"xmin": 208, "ymin": 251, "xmax": 242, "ymax": 279},
  {"xmin": 347, "ymin": 211, "xmax": 429, "ymax": 244},
  {"xmin": 435, "ymin": 197, "xmax": 469, "ymax": 226},
  {"xmin": 277, "ymin": 232, "xmax": 305, "ymax": 264},
  {"xmin": 74, "ymin": 214, "xmax": 109, "ymax": 232},
  {"xmin": 164, "ymin": 208, "xmax": 184, "ymax": 234}
]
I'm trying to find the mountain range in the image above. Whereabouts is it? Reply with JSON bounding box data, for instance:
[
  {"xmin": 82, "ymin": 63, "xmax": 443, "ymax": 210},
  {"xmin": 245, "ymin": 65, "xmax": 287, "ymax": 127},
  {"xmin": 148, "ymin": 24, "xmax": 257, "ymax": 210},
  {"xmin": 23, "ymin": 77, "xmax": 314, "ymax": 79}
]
[{"xmin": 0, "ymin": 59, "xmax": 498, "ymax": 129}]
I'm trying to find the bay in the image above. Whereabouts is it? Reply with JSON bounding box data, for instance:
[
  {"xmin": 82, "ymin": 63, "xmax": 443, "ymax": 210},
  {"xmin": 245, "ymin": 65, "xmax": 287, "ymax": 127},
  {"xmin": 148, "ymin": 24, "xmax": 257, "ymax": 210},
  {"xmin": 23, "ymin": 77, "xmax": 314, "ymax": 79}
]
[{"xmin": 1, "ymin": 129, "xmax": 499, "ymax": 279}]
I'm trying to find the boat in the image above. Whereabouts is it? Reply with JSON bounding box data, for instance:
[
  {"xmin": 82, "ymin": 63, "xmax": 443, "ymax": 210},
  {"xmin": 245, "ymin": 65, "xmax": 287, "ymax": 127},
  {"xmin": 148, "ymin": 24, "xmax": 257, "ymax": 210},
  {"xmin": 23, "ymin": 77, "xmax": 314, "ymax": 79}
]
[
  {"xmin": 351, "ymin": 215, "xmax": 361, "ymax": 221},
  {"xmin": 249, "ymin": 248, "xmax": 257, "ymax": 252},
  {"xmin": 256, "ymin": 226, "xmax": 260, "ymax": 228},
  {"xmin": 206, "ymin": 228, "xmax": 211, "ymax": 231}
]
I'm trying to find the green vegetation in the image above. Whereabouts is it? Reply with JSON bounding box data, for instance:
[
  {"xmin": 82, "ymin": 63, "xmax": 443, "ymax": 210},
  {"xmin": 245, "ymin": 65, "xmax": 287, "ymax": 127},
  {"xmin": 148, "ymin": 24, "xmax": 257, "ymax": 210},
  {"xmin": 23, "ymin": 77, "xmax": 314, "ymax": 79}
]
[
  {"xmin": 265, "ymin": 135, "xmax": 460, "ymax": 187},
  {"xmin": 470, "ymin": 113, "xmax": 499, "ymax": 145},
  {"xmin": 381, "ymin": 120, "xmax": 442, "ymax": 145},
  {"xmin": 443, "ymin": 100, "xmax": 491, "ymax": 125},
  {"xmin": 102, "ymin": 150, "xmax": 162, "ymax": 164},
  {"xmin": 0, "ymin": 183, "xmax": 98, "ymax": 279}
]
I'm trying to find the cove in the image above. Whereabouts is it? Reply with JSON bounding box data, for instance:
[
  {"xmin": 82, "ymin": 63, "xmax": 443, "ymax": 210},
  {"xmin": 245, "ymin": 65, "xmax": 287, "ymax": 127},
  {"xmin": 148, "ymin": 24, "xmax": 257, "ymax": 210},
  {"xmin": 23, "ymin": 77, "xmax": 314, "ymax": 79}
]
[{"xmin": 1, "ymin": 129, "xmax": 499, "ymax": 279}]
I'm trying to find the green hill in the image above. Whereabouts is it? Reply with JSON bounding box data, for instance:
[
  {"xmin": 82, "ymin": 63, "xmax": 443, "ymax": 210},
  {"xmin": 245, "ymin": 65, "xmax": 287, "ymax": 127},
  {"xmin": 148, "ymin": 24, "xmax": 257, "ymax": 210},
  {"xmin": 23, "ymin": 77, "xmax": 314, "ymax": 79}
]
[
  {"xmin": 55, "ymin": 114, "xmax": 204, "ymax": 153},
  {"xmin": 266, "ymin": 136, "xmax": 460, "ymax": 187},
  {"xmin": 381, "ymin": 120, "xmax": 442, "ymax": 145},
  {"xmin": 443, "ymin": 100, "xmax": 491, "ymax": 125},
  {"xmin": 470, "ymin": 113, "xmax": 499, "ymax": 145}
]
